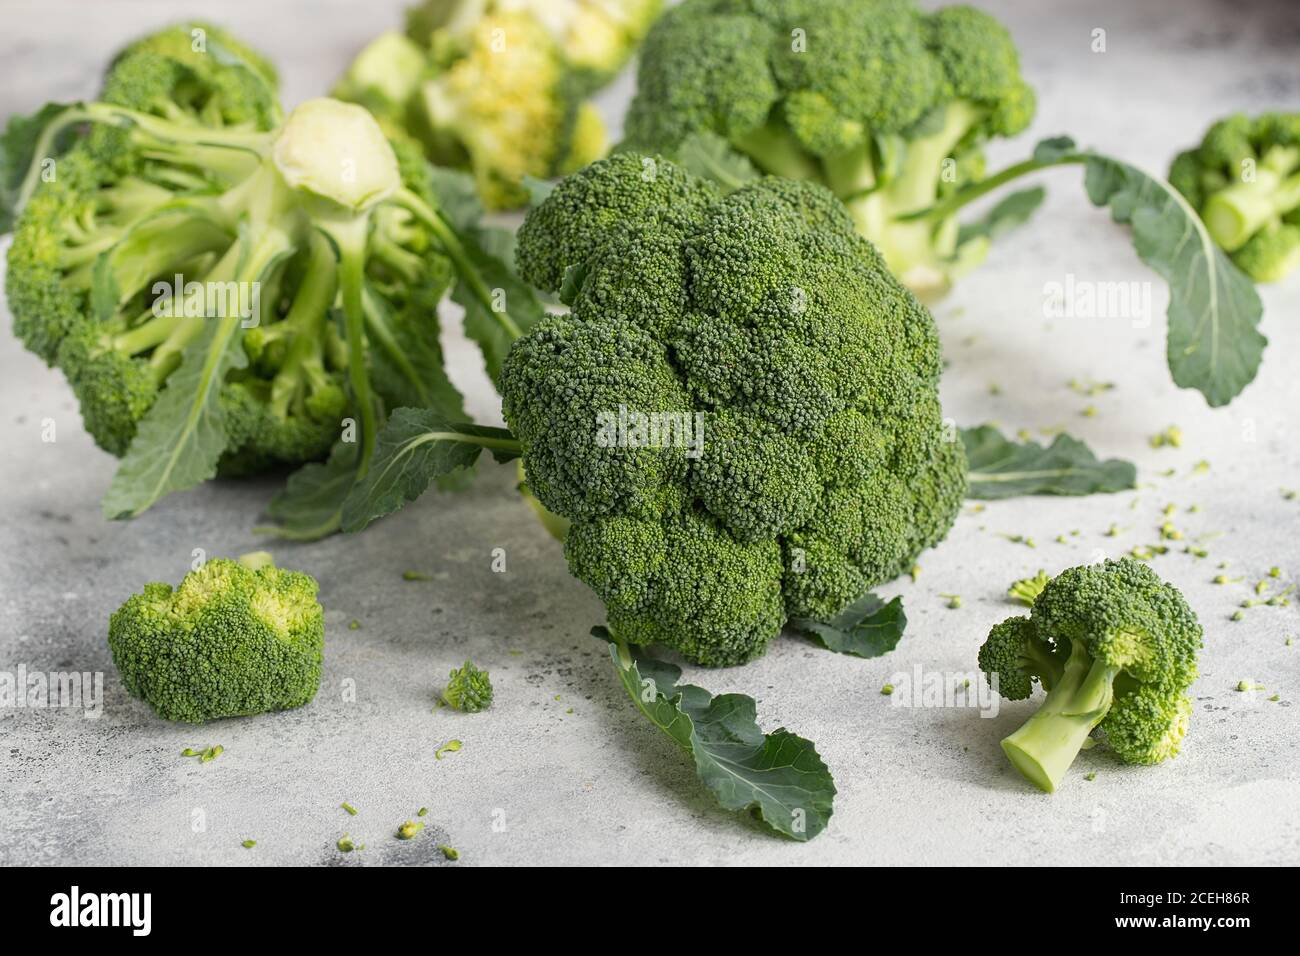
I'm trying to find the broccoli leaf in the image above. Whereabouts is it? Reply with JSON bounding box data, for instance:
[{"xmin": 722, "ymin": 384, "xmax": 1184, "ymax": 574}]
[
  {"xmin": 955, "ymin": 187, "xmax": 1046, "ymax": 246},
  {"xmin": 962, "ymin": 425, "xmax": 1137, "ymax": 499},
  {"xmin": 340, "ymin": 409, "xmax": 520, "ymax": 533},
  {"xmin": 597, "ymin": 627, "xmax": 835, "ymax": 842},
  {"xmin": 675, "ymin": 131, "xmax": 760, "ymax": 193},
  {"xmin": 789, "ymin": 593, "xmax": 906, "ymax": 658},
  {"xmin": 1079, "ymin": 150, "xmax": 1266, "ymax": 407},
  {"xmin": 258, "ymin": 440, "xmax": 361, "ymax": 541},
  {"xmin": 426, "ymin": 166, "xmax": 484, "ymax": 234},
  {"xmin": 0, "ymin": 102, "xmax": 75, "ymax": 231},
  {"xmin": 521, "ymin": 175, "xmax": 556, "ymax": 207},
  {"xmin": 101, "ymin": 316, "xmax": 247, "ymax": 519}
]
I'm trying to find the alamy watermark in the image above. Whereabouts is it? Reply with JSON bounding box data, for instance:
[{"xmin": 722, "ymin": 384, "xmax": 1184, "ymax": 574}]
[
  {"xmin": 0, "ymin": 665, "xmax": 104, "ymax": 718},
  {"xmin": 1043, "ymin": 273, "xmax": 1153, "ymax": 328},
  {"xmin": 595, "ymin": 405, "xmax": 706, "ymax": 459},
  {"xmin": 887, "ymin": 665, "xmax": 1000, "ymax": 717},
  {"xmin": 151, "ymin": 274, "xmax": 263, "ymax": 328}
]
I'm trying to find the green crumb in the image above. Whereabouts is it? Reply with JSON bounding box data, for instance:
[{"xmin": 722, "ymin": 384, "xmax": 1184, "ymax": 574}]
[
  {"xmin": 1081, "ymin": 405, "xmax": 1097, "ymax": 418},
  {"xmin": 1184, "ymin": 546, "xmax": 1209, "ymax": 559},
  {"xmin": 337, "ymin": 835, "xmax": 360, "ymax": 852},
  {"xmin": 241, "ymin": 840, "xmax": 256, "ymax": 849},
  {"xmin": 939, "ymin": 593, "xmax": 962, "ymax": 609},
  {"xmin": 1269, "ymin": 567, "xmax": 1282, "ymax": 578},
  {"xmin": 988, "ymin": 382, "xmax": 1002, "ymax": 396},
  {"xmin": 1192, "ymin": 460, "xmax": 1210, "ymax": 474},
  {"xmin": 183, "ymin": 744, "xmax": 223, "ymax": 763},
  {"xmin": 402, "ymin": 570, "xmax": 432, "ymax": 581},
  {"xmin": 1008, "ymin": 570, "xmax": 1050, "ymax": 607},
  {"xmin": 443, "ymin": 661, "xmax": 493, "ymax": 712},
  {"xmin": 397, "ymin": 820, "xmax": 425, "ymax": 840},
  {"xmin": 909, "ymin": 564, "xmax": 921, "ymax": 582},
  {"xmin": 439, "ymin": 845, "xmax": 460, "ymax": 861},
  {"xmin": 1054, "ymin": 534, "xmax": 1069, "ymax": 545},
  {"xmin": 348, "ymin": 619, "xmax": 361, "ymax": 630},
  {"xmin": 417, "ymin": 807, "xmax": 428, "ymax": 817},
  {"xmin": 1162, "ymin": 503, "xmax": 1177, "ymax": 517},
  {"xmin": 1105, "ymin": 524, "xmax": 1126, "ymax": 538},
  {"xmin": 1230, "ymin": 610, "xmax": 1245, "ymax": 622},
  {"xmin": 435, "ymin": 740, "xmax": 462, "ymax": 761},
  {"xmin": 1157, "ymin": 467, "xmax": 1177, "ymax": 478},
  {"xmin": 1084, "ymin": 772, "xmax": 1097, "ymax": 782},
  {"xmin": 341, "ymin": 802, "xmax": 358, "ymax": 816},
  {"xmin": 1213, "ymin": 575, "xmax": 1243, "ymax": 585},
  {"xmin": 1236, "ymin": 680, "xmax": 1264, "ymax": 692},
  {"xmin": 1149, "ymin": 425, "xmax": 1183, "ymax": 449},
  {"xmin": 1255, "ymin": 580, "xmax": 1269, "ymax": 595},
  {"xmin": 1268, "ymin": 694, "xmax": 1281, "ymax": 703},
  {"xmin": 881, "ymin": 684, "xmax": 895, "ymax": 696}
]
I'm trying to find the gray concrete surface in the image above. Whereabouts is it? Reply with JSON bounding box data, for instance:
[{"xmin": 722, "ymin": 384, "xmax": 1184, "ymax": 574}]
[{"xmin": 1, "ymin": 0, "xmax": 1298, "ymax": 866}]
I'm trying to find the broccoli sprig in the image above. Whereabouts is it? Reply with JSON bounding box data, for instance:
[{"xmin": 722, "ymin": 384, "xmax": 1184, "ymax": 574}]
[
  {"xmin": 622, "ymin": 0, "xmax": 1035, "ymax": 297},
  {"xmin": 1170, "ymin": 112, "xmax": 1300, "ymax": 282},
  {"xmin": 3, "ymin": 26, "xmax": 522, "ymax": 522},
  {"xmin": 979, "ymin": 559, "xmax": 1203, "ymax": 792},
  {"xmin": 442, "ymin": 661, "xmax": 493, "ymax": 712},
  {"xmin": 334, "ymin": 0, "xmax": 662, "ymax": 208}
]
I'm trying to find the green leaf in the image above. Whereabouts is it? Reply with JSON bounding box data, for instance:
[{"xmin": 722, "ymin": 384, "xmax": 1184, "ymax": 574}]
[
  {"xmin": 101, "ymin": 316, "xmax": 245, "ymax": 519},
  {"xmin": 521, "ymin": 175, "xmax": 556, "ymax": 207},
  {"xmin": 362, "ymin": 284, "xmax": 465, "ymax": 417},
  {"xmin": 257, "ymin": 439, "xmax": 360, "ymax": 541},
  {"xmin": 0, "ymin": 102, "xmax": 75, "ymax": 231},
  {"xmin": 675, "ymin": 131, "xmax": 760, "ymax": 193},
  {"xmin": 426, "ymin": 166, "xmax": 484, "ymax": 234},
  {"xmin": 451, "ymin": 230, "xmax": 547, "ymax": 387},
  {"xmin": 962, "ymin": 425, "xmax": 1137, "ymax": 499},
  {"xmin": 956, "ymin": 186, "xmax": 1046, "ymax": 246},
  {"xmin": 340, "ymin": 409, "xmax": 520, "ymax": 533},
  {"xmin": 789, "ymin": 593, "xmax": 906, "ymax": 658},
  {"xmin": 557, "ymin": 262, "xmax": 589, "ymax": 307},
  {"xmin": 597, "ymin": 627, "xmax": 836, "ymax": 842},
  {"xmin": 1078, "ymin": 152, "xmax": 1265, "ymax": 407}
]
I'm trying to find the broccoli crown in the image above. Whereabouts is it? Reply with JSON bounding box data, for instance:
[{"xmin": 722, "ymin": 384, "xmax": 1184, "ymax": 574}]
[
  {"xmin": 339, "ymin": 1, "xmax": 664, "ymax": 208},
  {"xmin": 503, "ymin": 153, "xmax": 966, "ymax": 666},
  {"xmin": 1169, "ymin": 112, "xmax": 1300, "ymax": 282},
  {"xmin": 108, "ymin": 558, "xmax": 325, "ymax": 723},
  {"xmin": 4, "ymin": 32, "xmax": 457, "ymax": 484},
  {"xmin": 621, "ymin": 0, "xmax": 1036, "ymax": 296},
  {"xmin": 443, "ymin": 660, "xmax": 494, "ymax": 712},
  {"xmin": 980, "ymin": 558, "xmax": 1203, "ymax": 791}
]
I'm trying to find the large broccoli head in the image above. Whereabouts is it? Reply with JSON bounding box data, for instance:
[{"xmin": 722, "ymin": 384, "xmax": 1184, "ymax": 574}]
[
  {"xmin": 1169, "ymin": 112, "xmax": 1300, "ymax": 283},
  {"xmin": 621, "ymin": 0, "xmax": 1035, "ymax": 296},
  {"xmin": 108, "ymin": 557, "xmax": 325, "ymax": 723},
  {"xmin": 4, "ymin": 30, "xmax": 457, "ymax": 486},
  {"xmin": 979, "ymin": 558, "xmax": 1203, "ymax": 792},
  {"xmin": 503, "ymin": 153, "xmax": 966, "ymax": 667}
]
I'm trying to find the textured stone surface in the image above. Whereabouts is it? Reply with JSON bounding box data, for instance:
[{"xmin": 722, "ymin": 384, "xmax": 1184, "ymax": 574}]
[{"xmin": 0, "ymin": 0, "xmax": 1297, "ymax": 865}]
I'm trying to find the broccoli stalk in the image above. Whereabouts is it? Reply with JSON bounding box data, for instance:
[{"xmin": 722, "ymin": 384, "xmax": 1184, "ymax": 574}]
[
  {"xmin": 979, "ymin": 559, "xmax": 1203, "ymax": 793},
  {"xmin": 1201, "ymin": 144, "xmax": 1300, "ymax": 251}
]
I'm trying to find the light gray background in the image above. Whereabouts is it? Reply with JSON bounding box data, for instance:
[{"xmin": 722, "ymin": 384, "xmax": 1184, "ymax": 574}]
[{"xmin": 1, "ymin": 0, "xmax": 1297, "ymax": 866}]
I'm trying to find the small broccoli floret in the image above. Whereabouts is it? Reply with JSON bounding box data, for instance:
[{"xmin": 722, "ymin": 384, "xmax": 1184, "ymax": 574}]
[
  {"xmin": 979, "ymin": 558, "xmax": 1203, "ymax": 792},
  {"xmin": 1169, "ymin": 112, "xmax": 1300, "ymax": 282},
  {"xmin": 622, "ymin": 0, "xmax": 1036, "ymax": 297},
  {"xmin": 336, "ymin": 1, "xmax": 663, "ymax": 208},
  {"xmin": 502, "ymin": 154, "xmax": 966, "ymax": 666},
  {"xmin": 443, "ymin": 661, "xmax": 493, "ymax": 712},
  {"xmin": 108, "ymin": 557, "xmax": 325, "ymax": 723}
]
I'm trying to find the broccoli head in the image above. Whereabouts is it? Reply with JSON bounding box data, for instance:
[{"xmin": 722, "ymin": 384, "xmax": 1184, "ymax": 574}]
[
  {"xmin": 335, "ymin": 0, "xmax": 663, "ymax": 208},
  {"xmin": 443, "ymin": 660, "xmax": 493, "ymax": 712},
  {"xmin": 502, "ymin": 153, "xmax": 966, "ymax": 667},
  {"xmin": 1169, "ymin": 112, "xmax": 1300, "ymax": 282},
  {"xmin": 3, "ymin": 27, "xmax": 481, "ymax": 519},
  {"xmin": 108, "ymin": 556, "xmax": 325, "ymax": 723},
  {"xmin": 979, "ymin": 558, "xmax": 1203, "ymax": 792},
  {"xmin": 621, "ymin": 0, "xmax": 1035, "ymax": 296}
]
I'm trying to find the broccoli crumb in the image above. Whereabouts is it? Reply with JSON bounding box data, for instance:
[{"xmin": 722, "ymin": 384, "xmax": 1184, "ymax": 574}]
[
  {"xmin": 1269, "ymin": 567, "xmax": 1282, "ymax": 578},
  {"xmin": 182, "ymin": 745, "xmax": 224, "ymax": 763},
  {"xmin": 1008, "ymin": 570, "xmax": 1049, "ymax": 607},
  {"xmin": 1268, "ymin": 694, "xmax": 1281, "ymax": 702},
  {"xmin": 939, "ymin": 593, "xmax": 962, "ymax": 609},
  {"xmin": 1149, "ymin": 425, "xmax": 1183, "ymax": 449},
  {"xmin": 341, "ymin": 802, "xmax": 358, "ymax": 816},
  {"xmin": 1213, "ymin": 575, "xmax": 1243, "ymax": 585},
  {"xmin": 417, "ymin": 807, "xmax": 428, "ymax": 817},
  {"xmin": 1230, "ymin": 610, "xmax": 1245, "ymax": 622},
  {"xmin": 337, "ymin": 835, "xmax": 361, "ymax": 852},
  {"xmin": 443, "ymin": 661, "xmax": 493, "ymax": 712},
  {"xmin": 1236, "ymin": 680, "xmax": 1264, "ymax": 692},
  {"xmin": 439, "ymin": 845, "xmax": 460, "ymax": 861},
  {"xmin": 1084, "ymin": 772, "xmax": 1097, "ymax": 782},
  {"xmin": 435, "ymin": 740, "xmax": 462, "ymax": 761},
  {"xmin": 402, "ymin": 570, "xmax": 432, "ymax": 581},
  {"xmin": 348, "ymin": 620, "xmax": 361, "ymax": 630},
  {"xmin": 1105, "ymin": 524, "xmax": 1127, "ymax": 538},
  {"xmin": 1081, "ymin": 405, "xmax": 1098, "ymax": 418},
  {"xmin": 1191, "ymin": 460, "xmax": 1210, "ymax": 474},
  {"xmin": 909, "ymin": 564, "xmax": 921, "ymax": 582},
  {"xmin": 881, "ymin": 684, "xmax": 895, "ymax": 696},
  {"xmin": 397, "ymin": 820, "xmax": 425, "ymax": 840},
  {"xmin": 241, "ymin": 839, "xmax": 256, "ymax": 849}
]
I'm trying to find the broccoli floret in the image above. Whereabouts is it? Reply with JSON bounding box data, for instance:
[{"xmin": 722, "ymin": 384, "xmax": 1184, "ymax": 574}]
[
  {"xmin": 1169, "ymin": 112, "xmax": 1300, "ymax": 282},
  {"xmin": 621, "ymin": 0, "xmax": 1035, "ymax": 297},
  {"xmin": 978, "ymin": 558, "xmax": 1203, "ymax": 792},
  {"xmin": 2, "ymin": 27, "xmax": 499, "ymax": 520},
  {"xmin": 335, "ymin": 1, "xmax": 663, "ymax": 208},
  {"xmin": 502, "ymin": 153, "xmax": 966, "ymax": 666},
  {"xmin": 108, "ymin": 556, "xmax": 324, "ymax": 723},
  {"xmin": 443, "ymin": 661, "xmax": 493, "ymax": 712}
]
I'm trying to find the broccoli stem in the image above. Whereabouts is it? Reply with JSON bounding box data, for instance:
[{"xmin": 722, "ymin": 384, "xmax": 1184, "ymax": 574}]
[
  {"xmin": 902, "ymin": 153, "xmax": 1088, "ymax": 226},
  {"xmin": 320, "ymin": 217, "xmax": 378, "ymax": 478},
  {"xmin": 731, "ymin": 119, "xmax": 825, "ymax": 183},
  {"xmin": 1203, "ymin": 169, "xmax": 1300, "ymax": 251},
  {"xmin": 113, "ymin": 312, "xmax": 187, "ymax": 356},
  {"xmin": 392, "ymin": 187, "xmax": 524, "ymax": 340},
  {"xmin": 269, "ymin": 232, "xmax": 338, "ymax": 419},
  {"xmin": 1000, "ymin": 639, "xmax": 1117, "ymax": 793}
]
